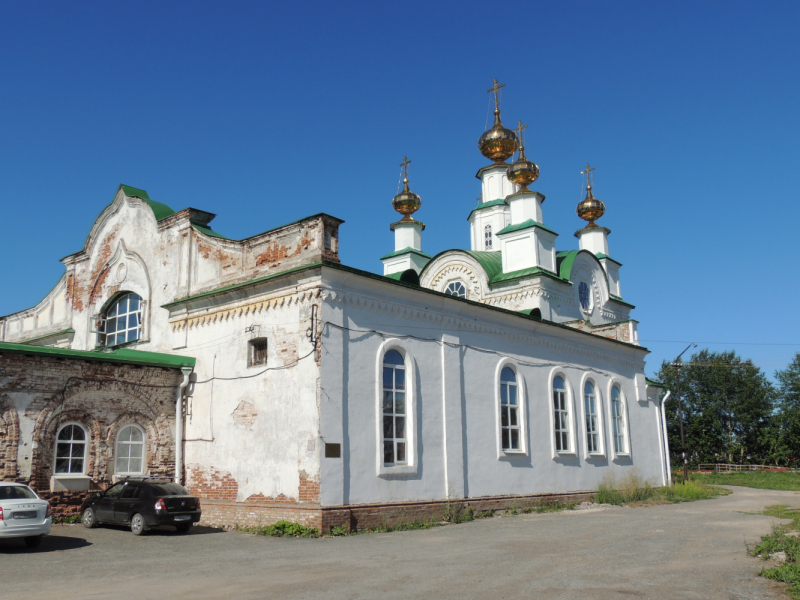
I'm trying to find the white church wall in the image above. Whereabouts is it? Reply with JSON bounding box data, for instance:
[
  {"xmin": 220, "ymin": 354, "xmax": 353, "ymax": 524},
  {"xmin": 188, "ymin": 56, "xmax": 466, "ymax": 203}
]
[{"xmin": 319, "ymin": 269, "xmax": 661, "ymax": 508}]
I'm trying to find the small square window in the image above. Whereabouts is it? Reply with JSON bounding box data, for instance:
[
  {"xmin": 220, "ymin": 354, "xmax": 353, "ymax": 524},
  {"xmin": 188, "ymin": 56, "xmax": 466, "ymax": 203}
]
[{"xmin": 248, "ymin": 338, "xmax": 268, "ymax": 367}]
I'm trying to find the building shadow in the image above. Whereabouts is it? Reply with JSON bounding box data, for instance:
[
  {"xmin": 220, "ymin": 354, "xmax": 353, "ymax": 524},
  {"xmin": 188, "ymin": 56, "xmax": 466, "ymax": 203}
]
[{"xmin": 0, "ymin": 534, "xmax": 92, "ymax": 553}]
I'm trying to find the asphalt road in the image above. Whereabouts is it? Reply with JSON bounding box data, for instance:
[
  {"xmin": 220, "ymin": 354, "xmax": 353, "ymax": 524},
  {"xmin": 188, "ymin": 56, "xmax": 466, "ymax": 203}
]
[{"xmin": 0, "ymin": 486, "xmax": 794, "ymax": 600}]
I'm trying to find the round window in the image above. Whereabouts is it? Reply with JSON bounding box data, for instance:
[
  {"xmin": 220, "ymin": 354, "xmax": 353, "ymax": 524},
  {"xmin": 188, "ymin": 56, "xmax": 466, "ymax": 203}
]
[{"xmin": 578, "ymin": 282, "xmax": 591, "ymax": 311}]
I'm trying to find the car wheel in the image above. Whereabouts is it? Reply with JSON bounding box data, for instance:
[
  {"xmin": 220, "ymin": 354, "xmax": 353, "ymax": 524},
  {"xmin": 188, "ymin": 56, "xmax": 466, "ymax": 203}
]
[
  {"xmin": 175, "ymin": 523, "xmax": 192, "ymax": 534},
  {"xmin": 82, "ymin": 507, "xmax": 98, "ymax": 529},
  {"xmin": 24, "ymin": 535, "xmax": 42, "ymax": 548},
  {"xmin": 131, "ymin": 513, "xmax": 146, "ymax": 536}
]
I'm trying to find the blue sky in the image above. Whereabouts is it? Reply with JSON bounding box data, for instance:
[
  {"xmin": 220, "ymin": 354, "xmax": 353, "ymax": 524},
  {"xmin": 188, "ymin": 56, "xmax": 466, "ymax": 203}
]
[{"xmin": 1, "ymin": 1, "xmax": 797, "ymax": 378}]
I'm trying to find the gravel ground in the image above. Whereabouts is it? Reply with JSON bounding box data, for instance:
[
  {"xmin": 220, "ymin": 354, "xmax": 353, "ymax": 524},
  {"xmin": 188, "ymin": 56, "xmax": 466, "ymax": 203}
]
[{"xmin": 0, "ymin": 485, "xmax": 794, "ymax": 600}]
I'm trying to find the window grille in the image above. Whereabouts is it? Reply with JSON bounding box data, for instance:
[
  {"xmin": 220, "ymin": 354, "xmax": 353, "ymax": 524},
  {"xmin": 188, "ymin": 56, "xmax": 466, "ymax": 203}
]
[
  {"xmin": 484, "ymin": 224, "xmax": 493, "ymax": 249},
  {"xmin": 248, "ymin": 338, "xmax": 268, "ymax": 367},
  {"xmin": 382, "ymin": 349, "xmax": 407, "ymax": 465},
  {"xmin": 102, "ymin": 293, "xmax": 142, "ymax": 346},
  {"xmin": 553, "ymin": 376, "xmax": 570, "ymax": 452},
  {"xmin": 500, "ymin": 367, "xmax": 520, "ymax": 451},
  {"xmin": 584, "ymin": 382, "xmax": 599, "ymax": 453}
]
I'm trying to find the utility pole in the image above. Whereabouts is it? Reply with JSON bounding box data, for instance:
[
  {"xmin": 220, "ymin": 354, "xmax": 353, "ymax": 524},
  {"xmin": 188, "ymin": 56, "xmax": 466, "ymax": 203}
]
[{"xmin": 673, "ymin": 343, "xmax": 697, "ymax": 482}]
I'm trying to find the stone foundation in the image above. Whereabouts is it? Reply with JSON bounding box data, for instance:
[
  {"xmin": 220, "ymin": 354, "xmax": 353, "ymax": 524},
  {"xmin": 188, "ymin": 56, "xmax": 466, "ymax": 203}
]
[{"xmin": 199, "ymin": 490, "xmax": 595, "ymax": 534}]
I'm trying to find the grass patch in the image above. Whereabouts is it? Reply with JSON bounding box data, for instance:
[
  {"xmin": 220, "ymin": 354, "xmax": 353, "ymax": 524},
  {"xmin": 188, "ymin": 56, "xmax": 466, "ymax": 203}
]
[
  {"xmin": 53, "ymin": 515, "xmax": 82, "ymax": 524},
  {"xmin": 692, "ymin": 470, "xmax": 800, "ymax": 491},
  {"xmin": 750, "ymin": 505, "xmax": 800, "ymax": 598},
  {"xmin": 236, "ymin": 520, "xmax": 319, "ymax": 538},
  {"xmin": 596, "ymin": 471, "xmax": 723, "ymax": 506}
]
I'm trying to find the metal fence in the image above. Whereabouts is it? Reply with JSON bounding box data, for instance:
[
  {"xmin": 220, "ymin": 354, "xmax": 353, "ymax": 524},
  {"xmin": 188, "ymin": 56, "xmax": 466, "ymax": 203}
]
[{"xmin": 697, "ymin": 463, "xmax": 798, "ymax": 473}]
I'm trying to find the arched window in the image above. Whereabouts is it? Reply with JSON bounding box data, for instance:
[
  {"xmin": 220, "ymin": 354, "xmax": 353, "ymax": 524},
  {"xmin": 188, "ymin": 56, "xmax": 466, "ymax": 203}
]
[
  {"xmin": 484, "ymin": 224, "xmax": 493, "ymax": 249},
  {"xmin": 611, "ymin": 386, "xmax": 626, "ymax": 453},
  {"xmin": 116, "ymin": 425, "xmax": 145, "ymax": 475},
  {"xmin": 553, "ymin": 376, "xmax": 570, "ymax": 452},
  {"xmin": 103, "ymin": 292, "xmax": 143, "ymax": 346},
  {"xmin": 584, "ymin": 382, "xmax": 599, "ymax": 453},
  {"xmin": 445, "ymin": 281, "xmax": 466, "ymax": 298},
  {"xmin": 382, "ymin": 349, "xmax": 406, "ymax": 465},
  {"xmin": 55, "ymin": 424, "xmax": 88, "ymax": 474},
  {"xmin": 500, "ymin": 367, "xmax": 520, "ymax": 451}
]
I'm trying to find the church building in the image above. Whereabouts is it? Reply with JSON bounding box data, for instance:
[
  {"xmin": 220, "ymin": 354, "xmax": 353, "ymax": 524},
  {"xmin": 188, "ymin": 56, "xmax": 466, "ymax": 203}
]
[{"xmin": 0, "ymin": 82, "xmax": 669, "ymax": 532}]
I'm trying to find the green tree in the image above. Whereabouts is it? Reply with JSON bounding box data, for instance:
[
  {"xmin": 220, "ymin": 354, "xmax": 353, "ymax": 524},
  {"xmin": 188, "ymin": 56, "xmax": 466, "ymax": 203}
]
[
  {"xmin": 774, "ymin": 352, "xmax": 800, "ymax": 465},
  {"xmin": 657, "ymin": 350, "xmax": 776, "ymax": 467}
]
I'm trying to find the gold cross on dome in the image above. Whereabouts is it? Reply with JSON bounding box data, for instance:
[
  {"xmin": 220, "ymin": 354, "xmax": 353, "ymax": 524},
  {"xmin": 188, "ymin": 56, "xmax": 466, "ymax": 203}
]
[
  {"xmin": 581, "ymin": 163, "xmax": 595, "ymax": 186},
  {"xmin": 400, "ymin": 156, "xmax": 411, "ymax": 178},
  {"xmin": 487, "ymin": 78, "xmax": 505, "ymax": 110},
  {"xmin": 514, "ymin": 120, "xmax": 528, "ymax": 145}
]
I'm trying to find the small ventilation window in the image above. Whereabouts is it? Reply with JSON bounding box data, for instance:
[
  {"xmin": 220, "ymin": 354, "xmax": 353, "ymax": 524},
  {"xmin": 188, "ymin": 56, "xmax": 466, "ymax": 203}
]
[
  {"xmin": 248, "ymin": 338, "xmax": 268, "ymax": 367},
  {"xmin": 484, "ymin": 224, "xmax": 493, "ymax": 250}
]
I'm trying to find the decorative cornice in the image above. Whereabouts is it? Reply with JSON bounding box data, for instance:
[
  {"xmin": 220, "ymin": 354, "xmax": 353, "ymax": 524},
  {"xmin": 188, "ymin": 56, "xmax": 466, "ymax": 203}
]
[{"xmin": 321, "ymin": 286, "xmax": 645, "ymax": 369}]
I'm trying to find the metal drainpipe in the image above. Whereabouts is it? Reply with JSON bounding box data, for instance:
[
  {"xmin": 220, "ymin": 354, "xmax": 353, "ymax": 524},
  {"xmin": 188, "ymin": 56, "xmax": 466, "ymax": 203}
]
[
  {"xmin": 660, "ymin": 391, "xmax": 673, "ymax": 487},
  {"xmin": 175, "ymin": 367, "xmax": 193, "ymax": 485}
]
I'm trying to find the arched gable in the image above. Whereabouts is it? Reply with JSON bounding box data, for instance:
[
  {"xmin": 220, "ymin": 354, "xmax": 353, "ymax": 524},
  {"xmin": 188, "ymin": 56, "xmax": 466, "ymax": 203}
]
[{"xmin": 419, "ymin": 250, "xmax": 496, "ymax": 301}]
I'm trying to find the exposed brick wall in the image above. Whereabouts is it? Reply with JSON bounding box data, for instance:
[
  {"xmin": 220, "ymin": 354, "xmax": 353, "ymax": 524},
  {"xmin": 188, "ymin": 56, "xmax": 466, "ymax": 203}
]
[
  {"xmin": 563, "ymin": 319, "xmax": 631, "ymax": 342},
  {"xmin": 231, "ymin": 400, "xmax": 257, "ymax": 428},
  {"xmin": 185, "ymin": 465, "xmax": 239, "ymax": 501},
  {"xmin": 0, "ymin": 351, "xmax": 183, "ymax": 515},
  {"xmin": 298, "ymin": 471, "xmax": 319, "ymax": 504}
]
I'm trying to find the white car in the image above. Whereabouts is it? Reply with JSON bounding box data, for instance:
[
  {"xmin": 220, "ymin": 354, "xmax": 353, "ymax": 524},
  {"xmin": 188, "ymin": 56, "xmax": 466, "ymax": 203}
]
[{"xmin": 0, "ymin": 482, "xmax": 52, "ymax": 548}]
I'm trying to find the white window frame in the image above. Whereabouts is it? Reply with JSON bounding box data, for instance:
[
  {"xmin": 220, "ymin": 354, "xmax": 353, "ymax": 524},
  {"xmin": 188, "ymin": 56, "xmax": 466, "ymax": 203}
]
[
  {"xmin": 114, "ymin": 424, "xmax": 147, "ymax": 476},
  {"xmin": 548, "ymin": 368, "xmax": 577, "ymax": 458},
  {"xmin": 54, "ymin": 422, "xmax": 89, "ymax": 476},
  {"xmin": 375, "ymin": 340, "xmax": 418, "ymax": 477},
  {"xmin": 101, "ymin": 292, "xmax": 143, "ymax": 347},
  {"xmin": 579, "ymin": 373, "xmax": 606, "ymax": 459},
  {"xmin": 494, "ymin": 360, "xmax": 528, "ymax": 459},
  {"xmin": 608, "ymin": 379, "xmax": 631, "ymax": 459}
]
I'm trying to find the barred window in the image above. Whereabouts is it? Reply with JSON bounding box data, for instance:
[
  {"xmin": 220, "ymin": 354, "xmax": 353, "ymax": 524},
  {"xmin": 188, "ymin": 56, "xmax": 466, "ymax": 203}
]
[
  {"xmin": 484, "ymin": 224, "xmax": 493, "ymax": 249},
  {"xmin": 248, "ymin": 338, "xmax": 268, "ymax": 367},
  {"xmin": 445, "ymin": 281, "xmax": 467, "ymax": 298}
]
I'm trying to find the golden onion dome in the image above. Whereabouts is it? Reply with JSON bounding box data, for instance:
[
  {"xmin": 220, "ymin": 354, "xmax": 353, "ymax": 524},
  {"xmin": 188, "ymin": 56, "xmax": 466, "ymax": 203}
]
[
  {"xmin": 506, "ymin": 144, "xmax": 539, "ymax": 191},
  {"xmin": 478, "ymin": 108, "xmax": 518, "ymax": 163},
  {"xmin": 576, "ymin": 183, "xmax": 605, "ymax": 226},
  {"xmin": 392, "ymin": 157, "xmax": 421, "ymax": 221}
]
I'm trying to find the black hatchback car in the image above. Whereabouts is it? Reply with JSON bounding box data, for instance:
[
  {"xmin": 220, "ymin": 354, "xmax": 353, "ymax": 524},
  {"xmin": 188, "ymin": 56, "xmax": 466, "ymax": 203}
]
[{"xmin": 80, "ymin": 478, "xmax": 201, "ymax": 535}]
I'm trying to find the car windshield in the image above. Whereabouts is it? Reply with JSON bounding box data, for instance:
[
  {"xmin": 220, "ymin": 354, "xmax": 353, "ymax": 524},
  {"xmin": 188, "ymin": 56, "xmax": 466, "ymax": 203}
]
[
  {"xmin": 0, "ymin": 485, "xmax": 37, "ymax": 500},
  {"xmin": 148, "ymin": 483, "xmax": 190, "ymax": 496}
]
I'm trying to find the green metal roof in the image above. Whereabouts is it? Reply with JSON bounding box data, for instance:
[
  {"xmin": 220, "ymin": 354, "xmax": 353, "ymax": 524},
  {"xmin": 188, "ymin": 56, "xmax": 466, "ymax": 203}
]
[
  {"xmin": 496, "ymin": 219, "xmax": 558, "ymax": 236},
  {"xmin": 463, "ymin": 251, "xmax": 504, "ymax": 280},
  {"xmin": 610, "ymin": 294, "xmax": 635, "ymax": 308},
  {"xmin": 646, "ymin": 378, "xmax": 668, "ymax": 389},
  {"xmin": 192, "ymin": 223, "xmax": 229, "ymax": 239},
  {"xmin": 120, "ymin": 185, "xmax": 176, "ymax": 221},
  {"xmin": 379, "ymin": 247, "xmax": 432, "ymax": 261},
  {"xmin": 384, "ymin": 269, "xmax": 421, "ymax": 285},
  {"xmin": 490, "ymin": 266, "xmax": 563, "ymax": 285},
  {"xmin": 596, "ymin": 253, "xmax": 622, "ymax": 266},
  {"xmin": 467, "ymin": 199, "xmax": 507, "ymax": 219},
  {"xmin": 0, "ymin": 342, "xmax": 195, "ymax": 370}
]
